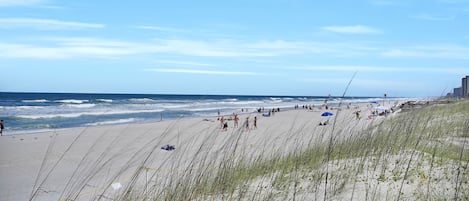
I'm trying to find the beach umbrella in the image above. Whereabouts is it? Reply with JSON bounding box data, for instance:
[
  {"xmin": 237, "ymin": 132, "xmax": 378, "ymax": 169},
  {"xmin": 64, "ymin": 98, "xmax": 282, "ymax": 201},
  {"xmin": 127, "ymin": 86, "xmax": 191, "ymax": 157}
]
[
  {"xmin": 371, "ymin": 101, "xmax": 379, "ymax": 104},
  {"xmin": 321, "ymin": 112, "xmax": 334, "ymax": 116}
]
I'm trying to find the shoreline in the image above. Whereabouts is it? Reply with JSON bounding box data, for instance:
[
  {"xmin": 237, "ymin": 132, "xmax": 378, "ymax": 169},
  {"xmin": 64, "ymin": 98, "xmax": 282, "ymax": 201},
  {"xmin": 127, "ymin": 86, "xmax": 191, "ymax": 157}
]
[{"xmin": 2, "ymin": 97, "xmax": 415, "ymax": 136}]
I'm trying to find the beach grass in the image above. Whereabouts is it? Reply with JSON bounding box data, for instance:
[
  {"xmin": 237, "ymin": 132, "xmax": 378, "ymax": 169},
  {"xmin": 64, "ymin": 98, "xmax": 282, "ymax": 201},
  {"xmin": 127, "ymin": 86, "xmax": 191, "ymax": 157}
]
[
  {"xmin": 29, "ymin": 99, "xmax": 469, "ymax": 201},
  {"xmin": 131, "ymin": 99, "xmax": 465, "ymax": 200}
]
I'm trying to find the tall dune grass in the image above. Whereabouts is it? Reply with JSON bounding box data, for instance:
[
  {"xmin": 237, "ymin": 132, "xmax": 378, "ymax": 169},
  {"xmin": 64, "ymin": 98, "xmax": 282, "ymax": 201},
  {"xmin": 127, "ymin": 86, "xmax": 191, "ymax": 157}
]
[{"xmin": 30, "ymin": 99, "xmax": 468, "ymax": 201}]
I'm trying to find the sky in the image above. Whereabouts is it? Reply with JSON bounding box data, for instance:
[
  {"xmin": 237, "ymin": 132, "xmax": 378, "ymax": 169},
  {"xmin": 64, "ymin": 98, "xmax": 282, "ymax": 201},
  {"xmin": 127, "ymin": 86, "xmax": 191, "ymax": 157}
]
[{"xmin": 0, "ymin": 0, "xmax": 468, "ymax": 97}]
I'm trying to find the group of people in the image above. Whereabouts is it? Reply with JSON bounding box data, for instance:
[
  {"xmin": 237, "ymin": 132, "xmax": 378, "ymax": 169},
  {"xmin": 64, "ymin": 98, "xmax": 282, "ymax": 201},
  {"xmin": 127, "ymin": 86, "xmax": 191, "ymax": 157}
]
[
  {"xmin": 218, "ymin": 112, "xmax": 258, "ymax": 131},
  {"xmin": 294, "ymin": 104, "xmax": 317, "ymax": 110}
]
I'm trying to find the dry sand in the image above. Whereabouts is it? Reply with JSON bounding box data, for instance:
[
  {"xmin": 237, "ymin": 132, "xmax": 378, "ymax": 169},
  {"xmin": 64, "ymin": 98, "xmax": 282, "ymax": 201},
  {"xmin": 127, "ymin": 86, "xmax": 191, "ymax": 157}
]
[{"xmin": 0, "ymin": 103, "xmax": 394, "ymax": 201}]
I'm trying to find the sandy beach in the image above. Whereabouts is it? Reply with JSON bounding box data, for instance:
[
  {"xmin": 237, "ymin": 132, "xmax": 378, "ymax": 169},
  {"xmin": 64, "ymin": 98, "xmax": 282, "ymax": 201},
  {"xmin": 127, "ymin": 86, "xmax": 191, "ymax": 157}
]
[
  {"xmin": 3, "ymin": 99, "xmax": 467, "ymax": 201},
  {"xmin": 0, "ymin": 102, "xmax": 391, "ymax": 201}
]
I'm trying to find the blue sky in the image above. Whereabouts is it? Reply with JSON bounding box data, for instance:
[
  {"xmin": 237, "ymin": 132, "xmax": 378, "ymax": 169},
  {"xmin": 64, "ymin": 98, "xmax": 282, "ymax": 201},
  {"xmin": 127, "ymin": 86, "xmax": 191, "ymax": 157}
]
[{"xmin": 1, "ymin": 0, "xmax": 468, "ymax": 97}]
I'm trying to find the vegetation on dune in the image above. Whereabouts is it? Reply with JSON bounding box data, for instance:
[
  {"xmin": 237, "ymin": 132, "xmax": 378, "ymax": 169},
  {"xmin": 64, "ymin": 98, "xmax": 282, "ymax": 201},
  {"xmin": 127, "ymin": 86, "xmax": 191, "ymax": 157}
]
[
  {"xmin": 169, "ymin": 99, "xmax": 468, "ymax": 201},
  {"xmin": 31, "ymin": 99, "xmax": 469, "ymax": 201}
]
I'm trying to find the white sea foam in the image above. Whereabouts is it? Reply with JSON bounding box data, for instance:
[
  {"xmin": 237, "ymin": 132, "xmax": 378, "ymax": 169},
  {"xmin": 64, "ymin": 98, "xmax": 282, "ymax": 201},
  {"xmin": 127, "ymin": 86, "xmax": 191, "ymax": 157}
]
[
  {"xmin": 96, "ymin": 99, "xmax": 113, "ymax": 103},
  {"xmin": 128, "ymin": 98, "xmax": 155, "ymax": 102},
  {"xmin": 55, "ymin": 99, "xmax": 89, "ymax": 104},
  {"xmin": 60, "ymin": 103, "xmax": 96, "ymax": 108},
  {"xmin": 85, "ymin": 118, "xmax": 138, "ymax": 126},
  {"xmin": 16, "ymin": 109, "xmax": 164, "ymax": 119},
  {"xmin": 1, "ymin": 106, "xmax": 45, "ymax": 110},
  {"xmin": 222, "ymin": 98, "xmax": 238, "ymax": 101},
  {"xmin": 22, "ymin": 99, "xmax": 48, "ymax": 103}
]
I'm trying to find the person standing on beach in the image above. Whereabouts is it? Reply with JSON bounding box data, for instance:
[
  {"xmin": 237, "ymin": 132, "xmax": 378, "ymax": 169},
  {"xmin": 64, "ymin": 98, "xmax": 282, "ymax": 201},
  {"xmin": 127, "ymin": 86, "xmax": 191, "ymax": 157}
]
[
  {"xmin": 0, "ymin": 120, "xmax": 4, "ymax": 136},
  {"xmin": 245, "ymin": 117, "xmax": 249, "ymax": 130},
  {"xmin": 253, "ymin": 116, "xmax": 257, "ymax": 129},
  {"xmin": 220, "ymin": 116, "xmax": 225, "ymax": 129},
  {"xmin": 234, "ymin": 114, "xmax": 239, "ymax": 128}
]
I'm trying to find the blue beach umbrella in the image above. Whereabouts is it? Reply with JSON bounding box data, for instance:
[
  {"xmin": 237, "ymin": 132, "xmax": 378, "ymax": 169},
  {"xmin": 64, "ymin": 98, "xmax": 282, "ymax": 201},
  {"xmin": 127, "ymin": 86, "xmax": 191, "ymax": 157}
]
[
  {"xmin": 321, "ymin": 112, "xmax": 334, "ymax": 116},
  {"xmin": 371, "ymin": 101, "xmax": 378, "ymax": 104}
]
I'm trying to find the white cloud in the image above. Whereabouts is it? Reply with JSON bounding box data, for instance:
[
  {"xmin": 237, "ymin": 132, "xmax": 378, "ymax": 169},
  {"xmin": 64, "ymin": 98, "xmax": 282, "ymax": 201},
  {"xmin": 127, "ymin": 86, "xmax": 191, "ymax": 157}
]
[
  {"xmin": 157, "ymin": 60, "xmax": 215, "ymax": 66},
  {"xmin": 7, "ymin": 37, "xmax": 468, "ymax": 62},
  {"xmin": 292, "ymin": 65, "xmax": 467, "ymax": 74},
  {"xmin": 0, "ymin": 43, "xmax": 136, "ymax": 59},
  {"xmin": 412, "ymin": 14, "xmax": 455, "ymax": 21},
  {"xmin": 135, "ymin": 25, "xmax": 185, "ymax": 32},
  {"xmin": 322, "ymin": 25, "xmax": 381, "ymax": 34},
  {"xmin": 0, "ymin": 0, "xmax": 44, "ymax": 7},
  {"xmin": 0, "ymin": 38, "xmax": 274, "ymax": 59},
  {"xmin": 294, "ymin": 65, "xmax": 392, "ymax": 72},
  {"xmin": 380, "ymin": 45, "xmax": 469, "ymax": 59},
  {"xmin": 145, "ymin": 68, "xmax": 259, "ymax": 75},
  {"xmin": 0, "ymin": 18, "xmax": 104, "ymax": 30}
]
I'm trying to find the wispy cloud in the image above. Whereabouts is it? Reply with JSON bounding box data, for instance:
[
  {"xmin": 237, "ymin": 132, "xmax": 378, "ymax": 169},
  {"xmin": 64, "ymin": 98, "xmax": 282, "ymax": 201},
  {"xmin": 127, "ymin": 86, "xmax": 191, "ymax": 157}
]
[
  {"xmin": 322, "ymin": 25, "xmax": 381, "ymax": 34},
  {"xmin": 0, "ymin": 18, "xmax": 104, "ymax": 30},
  {"xmin": 1, "ymin": 37, "xmax": 360, "ymax": 59},
  {"xmin": 135, "ymin": 25, "xmax": 185, "ymax": 32},
  {"xmin": 0, "ymin": 42, "xmax": 136, "ymax": 59},
  {"xmin": 292, "ymin": 65, "xmax": 467, "ymax": 74},
  {"xmin": 294, "ymin": 65, "xmax": 399, "ymax": 72},
  {"xmin": 412, "ymin": 14, "xmax": 455, "ymax": 21},
  {"xmin": 157, "ymin": 60, "xmax": 215, "ymax": 66},
  {"xmin": 0, "ymin": 0, "xmax": 44, "ymax": 7},
  {"xmin": 380, "ymin": 45, "xmax": 469, "ymax": 59},
  {"xmin": 145, "ymin": 68, "xmax": 259, "ymax": 75},
  {"xmin": 8, "ymin": 37, "xmax": 468, "ymax": 61}
]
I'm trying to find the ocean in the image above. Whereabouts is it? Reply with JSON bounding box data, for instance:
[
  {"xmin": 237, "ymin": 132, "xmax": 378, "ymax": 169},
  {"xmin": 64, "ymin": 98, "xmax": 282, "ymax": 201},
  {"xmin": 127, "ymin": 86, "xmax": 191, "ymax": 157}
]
[{"xmin": 0, "ymin": 92, "xmax": 391, "ymax": 134}]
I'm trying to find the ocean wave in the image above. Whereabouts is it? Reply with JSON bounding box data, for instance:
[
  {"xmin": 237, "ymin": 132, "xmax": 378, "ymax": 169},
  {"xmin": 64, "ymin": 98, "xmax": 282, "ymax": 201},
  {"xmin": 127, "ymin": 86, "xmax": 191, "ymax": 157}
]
[
  {"xmin": 128, "ymin": 98, "xmax": 155, "ymax": 103},
  {"xmin": 55, "ymin": 99, "xmax": 89, "ymax": 104},
  {"xmin": 222, "ymin": 98, "xmax": 238, "ymax": 101},
  {"xmin": 0, "ymin": 106, "xmax": 45, "ymax": 110},
  {"xmin": 23, "ymin": 124, "xmax": 57, "ymax": 129},
  {"xmin": 22, "ymin": 99, "xmax": 48, "ymax": 103},
  {"xmin": 96, "ymin": 99, "xmax": 113, "ymax": 103},
  {"xmin": 60, "ymin": 103, "xmax": 96, "ymax": 108},
  {"xmin": 16, "ymin": 109, "xmax": 164, "ymax": 119},
  {"xmin": 229, "ymin": 100, "xmax": 265, "ymax": 105},
  {"xmin": 85, "ymin": 118, "xmax": 139, "ymax": 126}
]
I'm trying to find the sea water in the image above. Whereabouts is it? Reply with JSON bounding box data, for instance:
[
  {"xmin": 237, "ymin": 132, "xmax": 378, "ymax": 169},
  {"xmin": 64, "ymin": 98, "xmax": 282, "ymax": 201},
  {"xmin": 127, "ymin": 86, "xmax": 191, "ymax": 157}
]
[{"xmin": 0, "ymin": 92, "xmax": 394, "ymax": 134}]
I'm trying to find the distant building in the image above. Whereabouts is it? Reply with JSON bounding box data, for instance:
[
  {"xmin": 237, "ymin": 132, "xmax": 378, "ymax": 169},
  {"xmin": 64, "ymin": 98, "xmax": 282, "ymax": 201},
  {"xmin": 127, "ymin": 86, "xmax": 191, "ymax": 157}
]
[
  {"xmin": 453, "ymin": 87, "xmax": 462, "ymax": 97},
  {"xmin": 463, "ymin": 76, "xmax": 469, "ymax": 98}
]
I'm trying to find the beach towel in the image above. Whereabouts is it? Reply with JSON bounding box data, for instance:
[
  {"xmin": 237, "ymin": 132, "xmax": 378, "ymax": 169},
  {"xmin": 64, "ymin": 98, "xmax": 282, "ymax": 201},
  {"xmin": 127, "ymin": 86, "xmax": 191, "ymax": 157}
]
[{"xmin": 161, "ymin": 144, "xmax": 176, "ymax": 151}]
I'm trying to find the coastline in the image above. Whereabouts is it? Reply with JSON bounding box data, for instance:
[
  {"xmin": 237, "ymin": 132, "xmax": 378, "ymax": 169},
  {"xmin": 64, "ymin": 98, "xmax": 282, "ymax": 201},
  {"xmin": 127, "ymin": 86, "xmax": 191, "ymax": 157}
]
[{"xmin": 0, "ymin": 92, "xmax": 413, "ymax": 134}]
